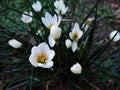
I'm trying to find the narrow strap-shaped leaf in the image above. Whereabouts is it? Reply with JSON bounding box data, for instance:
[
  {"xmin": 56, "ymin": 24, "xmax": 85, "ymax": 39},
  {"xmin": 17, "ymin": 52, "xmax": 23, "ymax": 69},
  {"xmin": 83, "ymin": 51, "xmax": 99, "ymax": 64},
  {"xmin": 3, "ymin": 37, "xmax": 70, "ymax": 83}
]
[
  {"xmin": 91, "ymin": 30, "xmax": 120, "ymax": 62},
  {"xmin": 25, "ymin": 0, "xmax": 41, "ymax": 20},
  {"xmin": 1, "ymin": 13, "xmax": 27, "ymax": 30},
  {"xmin": 80, "ymin": 5, "xmax": 98, "ymax": 64},
  {"xmin": 80, "ymin": 0, "xmax": 101, "ymax": 28}
]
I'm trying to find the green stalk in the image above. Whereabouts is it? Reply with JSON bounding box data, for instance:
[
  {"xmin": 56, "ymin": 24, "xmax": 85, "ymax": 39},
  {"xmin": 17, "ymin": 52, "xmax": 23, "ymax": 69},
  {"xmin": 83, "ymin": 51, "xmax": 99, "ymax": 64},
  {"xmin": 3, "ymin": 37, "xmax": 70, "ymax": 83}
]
[{"xmin": 30, "ymin": 65, "xmax": 33, "ymax": 90}]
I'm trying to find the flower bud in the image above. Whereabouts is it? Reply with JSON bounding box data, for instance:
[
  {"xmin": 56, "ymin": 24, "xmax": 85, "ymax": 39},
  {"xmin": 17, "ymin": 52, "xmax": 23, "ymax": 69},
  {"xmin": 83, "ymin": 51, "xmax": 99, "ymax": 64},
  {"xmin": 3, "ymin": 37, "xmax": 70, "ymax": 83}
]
[
  {"xmin": 32, "ymin": 1, "xmax": 42, "ymax": 12},
  {"xmin": 65, "ymin": 39, "xmax": 72, "ymax": 48},
  {"xmin": 109, "ymin": 30, "xmax": 120, "ymax": 42},
  {"xmin": 8, "ymin": 39, "xmax": 22, "ymax": 49},
  {"xmin": 50, "ymin": 25, "xmax": 61, "ymax": 40},
  {"xmin": 70, "ymin": 63, "xmax": 82, "ymax": 74}
]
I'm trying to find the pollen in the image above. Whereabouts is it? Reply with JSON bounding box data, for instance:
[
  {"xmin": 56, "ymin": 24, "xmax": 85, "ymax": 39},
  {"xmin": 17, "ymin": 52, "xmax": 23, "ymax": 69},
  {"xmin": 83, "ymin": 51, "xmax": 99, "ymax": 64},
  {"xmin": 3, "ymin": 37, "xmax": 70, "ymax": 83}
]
[
  {"xmin": 37, "ymin": 54, "xmax": 47, "ymax": 63},
  {"xmin": 73, "ymin": 32, "xmax": 79, "ymax": 40},
  {"xmin": 48, "ymin": 25, "xmax": 53, "ymax": 29}
]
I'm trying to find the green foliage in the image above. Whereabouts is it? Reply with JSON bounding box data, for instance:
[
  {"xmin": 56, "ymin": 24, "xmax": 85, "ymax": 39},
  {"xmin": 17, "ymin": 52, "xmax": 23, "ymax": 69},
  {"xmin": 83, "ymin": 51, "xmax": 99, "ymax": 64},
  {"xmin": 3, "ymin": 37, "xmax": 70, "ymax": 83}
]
[{"xmin": 0, "ymin": 0, "xmax": 120, "ymax": 90}]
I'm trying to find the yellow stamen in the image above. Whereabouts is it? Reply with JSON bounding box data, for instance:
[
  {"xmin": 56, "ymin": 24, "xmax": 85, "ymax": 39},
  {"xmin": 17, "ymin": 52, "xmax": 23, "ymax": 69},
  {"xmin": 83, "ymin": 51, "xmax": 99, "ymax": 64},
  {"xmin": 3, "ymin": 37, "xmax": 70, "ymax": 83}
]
[
  {"xmin": 73, "ymin": 32, "xmax": 79, "ymax": 40},
  {"xmin": 37, "ymin": 54, "xmax": 47, "ymax": 63},
  {"xmin": 48, "ymin": 25, "xmax": 53, "ymax": 29}
]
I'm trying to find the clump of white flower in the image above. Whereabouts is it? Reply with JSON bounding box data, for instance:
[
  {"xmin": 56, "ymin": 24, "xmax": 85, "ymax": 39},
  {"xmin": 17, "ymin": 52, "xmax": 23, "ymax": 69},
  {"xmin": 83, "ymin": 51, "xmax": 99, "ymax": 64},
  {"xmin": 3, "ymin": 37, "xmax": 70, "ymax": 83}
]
[
  {"xmin": 54, "ymin": 0, "xmax": 68, "ymax": 16},
  {"xmin": 65, "ymin": 39, "xmax": 72, "ymax": 48},
  {"xmin": 29, "ymin": 42, "xmax": 55, "ymax": 68},
  {"xmin": 41, "ymin": 12, "xmax": 61, "ymax": 29},
  {"xmin": 21, "ymin": 11, "xmax": 33, "ymax": 23},
  {"xmin": 109, "ymin": 30, "xmax": 120, "ymax": 42},
  {"xmin": 48, "ymin": 25, "xmax": 62, "ymax": 47},
  {"xmin": 41, "ymin": 12, "xmax": 62, "ymax": 47},
  {"xmin": 8, "ymin": 39, "xmax": 22, "ymax": 49},
  {"xmin": 32, "ymin": 1, "xmax": 42, "ymax": 12},
  {"xmin": 69, "ymin": 23, "xmax": 83, "ymax": 52},
  {"xmin": 70, "ymin": 63, "xmax": 82, "ymax": 74}
]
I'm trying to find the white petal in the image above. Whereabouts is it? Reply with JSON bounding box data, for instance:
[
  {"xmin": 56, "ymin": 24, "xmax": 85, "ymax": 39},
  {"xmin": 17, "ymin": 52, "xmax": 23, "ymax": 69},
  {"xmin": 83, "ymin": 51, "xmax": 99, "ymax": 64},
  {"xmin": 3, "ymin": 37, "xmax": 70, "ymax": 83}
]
[
  {"xmin": 41, "ymin": 17, "xmax": 50, "ymax": 28},
  {"xmin": 53, "ymin": 14, "xmax": 57, "ymax": 25},
  {"xmin": 46, "ymin": 12, "xmax": 54, "ymax": 25},
  {"xmin": 48, "ymin": 50, "xmax": 55, "ymax": 61},
  {"xmin": 57, "ymin": 15, "xmax": 62, "ymax": 26},
  {"xmin": 70, "ymin": 63, "xmax": 82, "ymax": 74},
  {"xmin": 31, "ymin": 46, "xmax": 39, "ymax": 55},
  {"xmin": 77, "ymin": 30, "xmax": 83, "ymax": 39},
  {"xmin": 65, "ymin": 39, "xmax": 72, "ymax": 48},
  {"xmin": 48, "ymin": 36, "xmax": 56, "ymax": 47},
  {"xmin": 69, "ymin": 32, "xmax": 73, "ymax": 39},
  {"xmin": 72, "ymin": 41, "xmax": 77, "ymax": 52},
  {"xmin": 55, "ymin": 9, "xmax": 60, "ymax": 14},
  {"xmin": 29, "ymin": 55, "xmax": 38, "ymax": 67},
  {"xmin": 29, "ymin": 12, "xmax": 33, "ymax": 16},
  {"xmin": 109, "ymin": 30, "xmax": 120, "ymax": 42},
  {"xmin": 37, "ymin": 61, "xmax": 54, "ymax": 68},
  {"xmin": 8, "ymin": 39, "xmax": 22, "ymax": 49},
  {"xmin": 38, "ymin": 42, "xmax": 50, "ymax": 54},
  {"xmin": 72, "ymin": 23, "xmax": 80, "ymax": 33},
  {"xmin": 50, "ymin": 25, "xmax": 61, "ymax": 40}
]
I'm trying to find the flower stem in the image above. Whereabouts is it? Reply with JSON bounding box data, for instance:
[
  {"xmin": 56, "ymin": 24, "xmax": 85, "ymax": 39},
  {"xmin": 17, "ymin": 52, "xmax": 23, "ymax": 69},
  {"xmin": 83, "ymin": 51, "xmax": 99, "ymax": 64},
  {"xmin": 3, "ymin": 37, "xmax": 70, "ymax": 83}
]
[{"xmin": 30, "ymin": 65, "xmax": 33, "ymax": 90}]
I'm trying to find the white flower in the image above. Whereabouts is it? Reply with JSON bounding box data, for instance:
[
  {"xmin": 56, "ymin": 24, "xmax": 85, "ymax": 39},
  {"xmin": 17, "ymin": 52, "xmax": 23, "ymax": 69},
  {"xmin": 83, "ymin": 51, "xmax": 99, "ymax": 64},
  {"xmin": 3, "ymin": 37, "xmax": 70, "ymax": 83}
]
[
  {"xmin": 32, "ymin": 1, "xmax": 42, "ymax": 12},
  {"xmin": 48, "ymin": 25, "xmax": 62, "ymax": 47},
  {"xmin": 109, "ymin": 30, "xmax": 120, "ymax": 42},
  {"xmin": 70, "ymin": 63, "xmax": 82, "ymax": 74},
  {"xmin": 65, "ymin": 39, "xmax": 72, "ymax": 48},
  {"xmin": 69, "ymin": 23, "xmax": 83, "ymax": 52},
  {"xmin": 36, "ymin": 30, "xmax": 44, "ymax": 36},
  {"xmin": 21, "ymin": 11, "xmax": 33, "ymax": 23},
  {"xmin": 8, "ymin": 39, "xmax": 22, "ymax": 49},
  {"xmin": 50, "ymin": 25, "xmax": 61, "ymax": 40},
  {"xmin": 29, "ymin": 42, "xmax": 55, "ymax": 68},
  {"xmin": 41, "ymin": 12, "xmax": 61, "ymax": 29},
  {"xmin": 54, "ymin": 0, "xmax": 68, "ymax": 15},
  {"xmin": 82, "ymin": 17, "xmax": 94, "ymax": 31}
]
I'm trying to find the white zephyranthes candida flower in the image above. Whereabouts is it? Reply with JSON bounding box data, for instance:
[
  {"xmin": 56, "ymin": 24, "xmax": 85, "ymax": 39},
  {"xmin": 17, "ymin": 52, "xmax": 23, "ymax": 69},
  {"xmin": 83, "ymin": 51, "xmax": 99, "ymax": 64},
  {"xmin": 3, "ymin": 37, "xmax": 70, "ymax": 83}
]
[
  {"xmin": 70, "ymin": 63, "xmax": 82, "ymax": 74},
  {"xmin": 21, "ymin": 11, "xmax": 33, "ymax": 23},
  {"xmin": 50, "ymin": 25, "xmax": 61, "ymax": 40},
  {"xmin": 109, "ymin": 30, "xmax": 120, "ymax": 42},
  {"xmin": 65, "ymin": 39, "xmax": 72, "ymax": 48},
  {"xmin": 54, "ymin": 0, "xmax": 68, "ymax": 15},
  {"xmin": 8, "ymin": 39, "xmax": 22, "ymax": 49},
  {"xmin": 41, "ymin": 12, "xmax": 61, "ymax": 29},
  {"xmin": 82, "ymin": 17, "xmax": 94, "ymax": 32},
  {"xmin": 69, "ymin": 23, "xmax": 83, "ymax": 52},
  {"xmin": 32, "ymin": 1, "xmax": 42, "ymax": 12},
  {"xmin": 29, "ymin": 42, "xmax": 55, "ymax": 68},
  {"xmin": 48, "ymin": 25, "xmax": 62, "ymax": 47}
]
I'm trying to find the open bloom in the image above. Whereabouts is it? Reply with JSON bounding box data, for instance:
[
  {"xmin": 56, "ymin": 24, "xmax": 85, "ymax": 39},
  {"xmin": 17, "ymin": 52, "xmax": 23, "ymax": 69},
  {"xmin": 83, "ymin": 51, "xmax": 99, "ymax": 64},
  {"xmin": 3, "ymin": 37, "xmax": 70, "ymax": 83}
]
[
  {"xmin": 54, "ymin": 0, "xmax": 68, "ymax": 15},
  {"xmin": 41, "ymin": 12, "xmax": 61, "ymax": 29},
  {"xmin": 29, "ymin": 42, "xmax": 55, "ymax": 68},
  {"xmin": 69, "ymin": 23, "xmax": 83, "ymax": 52},
  {"xmin": 70, "ymin": 63, "xmax": 82, "ymax": 74},
  {"xmin": 8, "ymin": 39, "xmax": 22, "ymax": 49},
  {"xmin": 65, "ymin": 39, "xmax": 72, "ymax": 48},
  {"xmin": 21, "ymin": 11, "xmax": 33, "ymax": 23},
  {"xmin": 48, "ymin": 25, "xmax": 62, "ymax": 47},
  {"xmin": 82, "ymin": 17, "xmax": 94, "ymax": 32},
  {"xmin": 32, "ymin": 1, "xmax": 42, "ymax": 12},
  {"xmin": 109, "ymin": 30, "xmax": 120, "ymax": 42}
]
